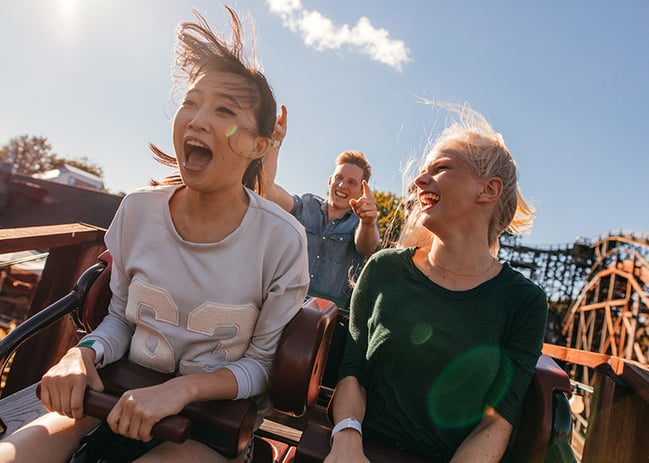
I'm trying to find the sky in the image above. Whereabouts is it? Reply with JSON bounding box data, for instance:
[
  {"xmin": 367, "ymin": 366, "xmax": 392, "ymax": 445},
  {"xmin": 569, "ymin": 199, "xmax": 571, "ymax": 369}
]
[{"xmin": 1, "ymin": 0, "xmax": 648, "ymax": 246}]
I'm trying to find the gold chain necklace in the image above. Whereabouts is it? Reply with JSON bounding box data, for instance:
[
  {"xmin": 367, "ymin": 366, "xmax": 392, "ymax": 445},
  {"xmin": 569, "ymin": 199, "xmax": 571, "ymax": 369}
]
[{"xmin": 427, "ymin": 257, "xmax": 497, "ymax": 278}]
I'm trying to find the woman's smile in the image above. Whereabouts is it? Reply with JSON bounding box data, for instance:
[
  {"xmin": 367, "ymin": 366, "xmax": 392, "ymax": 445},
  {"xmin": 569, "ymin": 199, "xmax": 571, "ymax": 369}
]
[{"xmin": 418, "ymin": 191, "xmax": 440, "ymax": 211}]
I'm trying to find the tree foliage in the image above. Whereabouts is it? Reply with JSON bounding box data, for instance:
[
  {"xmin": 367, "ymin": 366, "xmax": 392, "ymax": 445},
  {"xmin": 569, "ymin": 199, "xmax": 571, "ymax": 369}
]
[
  {"xmin": 0, "ymin": 135, "xmax": 57, "ymax": 175},
  {"xmin": 0, "ymin": 135, "xmax": 103, "ymax": 179},
  {"xmin": 372, "ymin": 189, "xmax": 405, "ymax": 248}
]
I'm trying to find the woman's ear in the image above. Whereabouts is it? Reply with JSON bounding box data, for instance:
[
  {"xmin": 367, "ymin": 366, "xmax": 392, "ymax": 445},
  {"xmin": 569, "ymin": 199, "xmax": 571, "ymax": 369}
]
[
  {"xmin": 478, "ymin": 177, "xmax": 503, "ymax": 203},
  {"xmin": 252, "ymin": 136, "xmax": 271, "ymax": 159}
]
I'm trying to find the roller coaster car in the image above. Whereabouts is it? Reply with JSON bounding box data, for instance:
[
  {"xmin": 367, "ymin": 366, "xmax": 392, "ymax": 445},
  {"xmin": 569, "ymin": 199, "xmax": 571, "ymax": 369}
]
[
  {"xmin": 294, "ymin": 353, "xmax": 577, "ymax": 463},
  {"xmin": 0, "ymin": 252, "xmax": 578, "ymax": 462}
]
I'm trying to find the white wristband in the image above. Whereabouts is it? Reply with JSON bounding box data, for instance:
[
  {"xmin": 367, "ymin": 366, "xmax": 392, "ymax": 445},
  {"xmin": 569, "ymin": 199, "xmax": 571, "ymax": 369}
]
[{"xmin": 330, "ymin": 417, "xmax": 363, "ymax": 446}]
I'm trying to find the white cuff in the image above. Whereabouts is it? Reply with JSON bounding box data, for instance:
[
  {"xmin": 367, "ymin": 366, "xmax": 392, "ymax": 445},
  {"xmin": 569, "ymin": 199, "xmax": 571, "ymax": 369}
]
[
  {"xmin": 330, "ymin": 417, "xmax": 362, "ymax": 446},
  {"xmin": 90, "ymin": 341, "xmax": 104, "ymax": 366},
  {"xmin": 77, "ymin": 339, "xmax": 104, "ymax": 366}
]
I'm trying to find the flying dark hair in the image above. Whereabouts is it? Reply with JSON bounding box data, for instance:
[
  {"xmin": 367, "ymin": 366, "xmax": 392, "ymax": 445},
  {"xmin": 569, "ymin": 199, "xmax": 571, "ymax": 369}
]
[{"xmin": 150, "ymin": 5, "xmax": 276, "ymax": 192}]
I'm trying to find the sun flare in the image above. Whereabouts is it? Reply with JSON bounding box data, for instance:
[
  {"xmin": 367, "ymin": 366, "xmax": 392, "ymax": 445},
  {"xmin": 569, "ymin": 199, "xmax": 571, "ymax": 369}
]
[{"xmin": 58, "ymin": 0, "xmax": 79, "ymax": 21}]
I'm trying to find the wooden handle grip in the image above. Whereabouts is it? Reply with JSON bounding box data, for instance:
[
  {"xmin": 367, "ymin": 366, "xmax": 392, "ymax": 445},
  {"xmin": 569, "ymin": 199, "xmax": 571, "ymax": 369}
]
[{"xmin": 36, "ymin": 384, "xmax": 192, "ymax": 443}]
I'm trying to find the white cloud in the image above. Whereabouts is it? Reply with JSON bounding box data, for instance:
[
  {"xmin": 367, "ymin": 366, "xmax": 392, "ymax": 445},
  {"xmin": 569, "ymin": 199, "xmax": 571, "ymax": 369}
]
[
  {"xmin": 266, "ymin": 0, "xmax": 302, "ymax": 16},
  {"xmin": 266, "ymin": 0, "xmax": 410, "ymax": 72}
]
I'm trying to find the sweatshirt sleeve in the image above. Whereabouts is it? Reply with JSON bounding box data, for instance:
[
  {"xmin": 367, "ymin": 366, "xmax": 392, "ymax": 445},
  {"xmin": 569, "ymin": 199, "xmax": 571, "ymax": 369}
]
[
  {"xmin": 79, "ymin": 197, "xmax": 135, "ymax": 367},
  {"xmin": 224, "ymin": 225, "xmax": 310, "ymax": 399}
]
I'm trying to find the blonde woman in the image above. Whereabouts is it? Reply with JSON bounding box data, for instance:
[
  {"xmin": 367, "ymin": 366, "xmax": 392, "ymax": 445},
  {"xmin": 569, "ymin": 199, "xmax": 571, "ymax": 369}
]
[{"xmin": 326, "ymin": 103, "xmax": 547, "ymax": 462}]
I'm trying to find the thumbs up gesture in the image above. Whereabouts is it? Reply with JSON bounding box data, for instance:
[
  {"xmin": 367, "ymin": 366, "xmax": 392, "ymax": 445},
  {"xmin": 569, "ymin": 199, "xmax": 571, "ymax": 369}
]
[{"xmin": 350, "ymin": 180, "xmax": 378, "ymax": 225}]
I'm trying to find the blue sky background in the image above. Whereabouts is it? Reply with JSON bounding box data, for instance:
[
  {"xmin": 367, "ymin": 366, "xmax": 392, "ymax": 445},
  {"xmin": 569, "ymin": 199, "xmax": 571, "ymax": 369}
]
[{"xmin": 1, "ymin": 0, "xmax": 648, "ymax": 246}]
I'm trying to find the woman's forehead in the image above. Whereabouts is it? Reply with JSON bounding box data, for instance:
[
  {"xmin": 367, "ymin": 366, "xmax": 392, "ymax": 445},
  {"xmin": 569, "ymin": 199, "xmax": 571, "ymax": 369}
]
[
  {"xmin": 425, "ymin": 141, "xmax": 465, "ymax": 163},
  {"xmin": 188, "ymin": 72, "xmax": 257, "ymax": 105}
]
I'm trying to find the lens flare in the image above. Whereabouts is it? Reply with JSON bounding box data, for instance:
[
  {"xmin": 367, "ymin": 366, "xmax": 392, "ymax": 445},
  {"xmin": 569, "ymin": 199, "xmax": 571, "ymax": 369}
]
[
  {"xmin": 426, "ymin": 346, "xmax": 513, "ymax": 428},
  {"xmin": 410, "ymin": 323, "xmax": 433, "ymax": 345},
  {"xmin": 226, "ymin": 125, "xmax": 238, "ymax": 138}
]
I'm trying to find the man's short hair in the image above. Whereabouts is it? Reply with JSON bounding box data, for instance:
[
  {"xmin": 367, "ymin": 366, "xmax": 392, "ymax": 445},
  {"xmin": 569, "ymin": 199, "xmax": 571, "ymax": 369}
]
[{"xmin": 335, "ymin": 151, "xmax": 372, "ymax": 182}]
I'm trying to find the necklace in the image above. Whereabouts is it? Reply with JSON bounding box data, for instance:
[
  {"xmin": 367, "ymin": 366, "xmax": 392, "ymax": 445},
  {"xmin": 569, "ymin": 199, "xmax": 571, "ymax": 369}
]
[{"xmin": 427, "ymin": 256, "xmax": 498, "ymax": 278}]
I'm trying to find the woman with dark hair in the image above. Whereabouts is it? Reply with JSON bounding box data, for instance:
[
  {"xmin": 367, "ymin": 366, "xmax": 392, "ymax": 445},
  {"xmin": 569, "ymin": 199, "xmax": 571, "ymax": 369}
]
[{"xmin": 0, "ymin": 6, "xmax": 308, "ymax": 463}]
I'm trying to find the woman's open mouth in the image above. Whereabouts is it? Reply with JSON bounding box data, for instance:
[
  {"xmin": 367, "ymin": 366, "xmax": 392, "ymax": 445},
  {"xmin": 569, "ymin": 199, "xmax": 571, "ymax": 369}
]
[
  {"xmin": 183, "ymin": 139, "xmax": 213, "ymax": 171},
  {"xmin": 419, "ymin": 191, "xmax": 440, "ymax": 209}
]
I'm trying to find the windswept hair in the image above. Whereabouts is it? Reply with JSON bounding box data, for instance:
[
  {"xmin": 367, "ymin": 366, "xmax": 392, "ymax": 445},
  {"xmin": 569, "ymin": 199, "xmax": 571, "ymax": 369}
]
[
  {"xmin": 336, "ymin": 150, "xmax": 372, "ymax": 182},
  {"xmin": 150, "ymin": 6, "xmax": 276, "ymax": 192},
  {"xmin": 398, "ymin": 102, "xmax": 535, "ymax": 256}
]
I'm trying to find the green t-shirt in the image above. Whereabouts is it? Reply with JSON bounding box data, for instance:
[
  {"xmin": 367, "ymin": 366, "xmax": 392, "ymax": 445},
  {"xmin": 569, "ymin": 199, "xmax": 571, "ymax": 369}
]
[{"xmin": 338, "ymin": 247, "xmax": 548, "ymax": 461}]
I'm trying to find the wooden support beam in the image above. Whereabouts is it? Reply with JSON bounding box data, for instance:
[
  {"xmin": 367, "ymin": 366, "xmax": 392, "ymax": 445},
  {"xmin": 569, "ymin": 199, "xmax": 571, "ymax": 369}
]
[
  {"xmin": 0, "ymin": 223, "xmax": 105, "ymax": 254},
  {"xmin": 0, "ymin": 224, "xmax": 106, "ymax": 396},
  {"xmin": 581, "ymin": 367, "xmax": 649, "ymax": 462}
]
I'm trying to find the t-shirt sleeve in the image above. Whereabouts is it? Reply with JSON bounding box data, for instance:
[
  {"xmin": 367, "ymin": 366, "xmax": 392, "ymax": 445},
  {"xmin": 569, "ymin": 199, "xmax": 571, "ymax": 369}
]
[
  {"xmin": 490, "ymin": 284, "xmax": 548, "ymax": 425},
  {"xmin": 289, "ymin": 194, "xmax": 303, "ymax": 218}
]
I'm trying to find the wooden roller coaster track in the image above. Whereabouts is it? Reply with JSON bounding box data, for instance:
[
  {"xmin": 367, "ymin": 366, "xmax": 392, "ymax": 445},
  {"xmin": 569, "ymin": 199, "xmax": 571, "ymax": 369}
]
[
  {"xmin": 500, "ymin": 230, "xmax": 649, "ymax": 363},
  {"xmin": 500, "ymin": 230, "xmax": 649, "ymax": 456}
]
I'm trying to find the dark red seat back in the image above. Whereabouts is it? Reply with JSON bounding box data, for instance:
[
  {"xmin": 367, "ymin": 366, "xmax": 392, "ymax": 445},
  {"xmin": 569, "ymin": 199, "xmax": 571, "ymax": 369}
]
[
  {"xmin": 80, "ymin": 250, "xmax": 112, "ymax": 332},
  {"xmin": 502, "ymin": 354, "xmax": 572, "ymax": 462},
  {"xmin": 269, "ymin": 297, "xmax": 338, "ymax": 416}
]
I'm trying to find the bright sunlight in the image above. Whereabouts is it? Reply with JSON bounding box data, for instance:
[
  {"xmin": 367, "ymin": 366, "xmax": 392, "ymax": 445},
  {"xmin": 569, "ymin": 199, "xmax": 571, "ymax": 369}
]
[{"xmin": 58, "ymin": 0, "xmax": 79, "ymax": 21}]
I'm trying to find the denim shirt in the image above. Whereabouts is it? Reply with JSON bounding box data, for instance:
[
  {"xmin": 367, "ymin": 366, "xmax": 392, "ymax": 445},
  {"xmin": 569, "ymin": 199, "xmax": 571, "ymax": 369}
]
[{"xmin": 291, "ymin": 193, "xmax": 365, "ymax": 308}]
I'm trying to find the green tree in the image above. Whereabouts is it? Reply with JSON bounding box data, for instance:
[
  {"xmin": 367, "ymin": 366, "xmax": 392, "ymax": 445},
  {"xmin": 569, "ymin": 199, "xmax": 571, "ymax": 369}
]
[
  {"xmin": 0, "ymin": 135, "xmax": 57, "ymax": 175},
  {"xmin": 0, "ymin": 135, "xmax": 104, "ymax": 179},
  {"xmin": 372, "ymin": 189, "xmax": 404, "ymax": 248}
]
